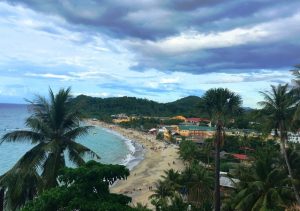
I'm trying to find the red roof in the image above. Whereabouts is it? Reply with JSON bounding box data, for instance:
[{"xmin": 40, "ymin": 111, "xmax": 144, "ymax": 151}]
[
  {"xmin": 186, "ymin": 118, "xmax": 210, "ymax": 122},
  {"xmin": 231, "ymin": 153, "xmax": 248, "ymax": 160}
]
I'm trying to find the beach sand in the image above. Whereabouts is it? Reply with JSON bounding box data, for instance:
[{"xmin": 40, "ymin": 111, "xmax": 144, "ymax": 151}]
[{"xmin": 86, "ymin": 119, "xmax": 185, "ymax": 209}]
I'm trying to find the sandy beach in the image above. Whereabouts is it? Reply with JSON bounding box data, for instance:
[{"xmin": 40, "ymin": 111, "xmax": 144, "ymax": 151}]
[{"xmin": 86, "ymin": 119, "xmax": 185, "ymax": 209}]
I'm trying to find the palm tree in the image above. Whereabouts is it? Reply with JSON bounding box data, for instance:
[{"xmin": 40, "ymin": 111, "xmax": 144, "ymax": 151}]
[
  {"xmin": 291, "ymin": 65, "xmax": 300, "ymax": 87},
  {"xmin": 291, "ymin": 65, "xmax": 300, "ymax": 125},
  {"xmin": 0, "ymin": 87, "xmax": 99, "ymax": 210},
  {"xmin": 200, "ymin": 88, "xmax": 242, "ymax": 211},
  {"xmin": 161, "ymin": 169, "xmax": 181, "ymax": 187},
  {"xmin": 0, "ymin": 187, "xmax": 4, "ymax": 211},
  {"xmin": 259, "ymin": 84, "xmax": 300, "ymax": 204},
  {"xmin": 228, "ymin": 149, "xmax": 294, "ymax": 210},
  {"xmin": 150, "ymin": 180, "xmax": 174, "ymax": 208},
  {"xmin": 181, "ymin": 163, "xmax": 214, "ymax": 208}
]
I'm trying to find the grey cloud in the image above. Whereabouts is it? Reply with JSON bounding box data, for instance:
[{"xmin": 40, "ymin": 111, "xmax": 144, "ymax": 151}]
[
  {"xmin": 129, "ymin": 41, "xmax": 300, "ymax": 74},
  {"xmin": 5, "ymin": 0, "xmax": 296, "ymax": 40},
  {"xmin": 4, "ymin": 0, "xmax": 300, "ymax": 75}
]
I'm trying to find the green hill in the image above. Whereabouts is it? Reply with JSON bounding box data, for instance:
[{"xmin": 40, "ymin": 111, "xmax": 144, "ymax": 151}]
[{"xmin": 71, "ymin": 95, "xmax": 203, "ymax": 118}]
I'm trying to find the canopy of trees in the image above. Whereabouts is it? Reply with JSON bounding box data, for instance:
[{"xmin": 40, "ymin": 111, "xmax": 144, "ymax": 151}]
[{"xmin": 22, "ymin": 161, "xmax": 147, "ymax": 211}]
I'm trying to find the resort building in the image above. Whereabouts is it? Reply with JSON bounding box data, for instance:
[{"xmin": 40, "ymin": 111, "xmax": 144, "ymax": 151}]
[{"xmin": 177, "ymin": 125, "xmax": 215, "ymax": 139}]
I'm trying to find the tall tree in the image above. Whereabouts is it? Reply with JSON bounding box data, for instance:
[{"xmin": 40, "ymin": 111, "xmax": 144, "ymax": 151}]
[
  {"xmin": 181, "ymin": 163, "xmax": 214, "ymax": 209},
  {"xmin": 259, "ymin": 84, "xmax": 300, "ymax": 205},
  {"xmin": 150, "ymin": 180, "xmax": 174, "ymax": 209},
  {"xmin": 200, "ymin": 88, "xmax": 242, "ymax": 211},
  {"xmin": 0, "ymin": 88, "xmax": 99, "ymax": 210},
  {"xmin": 0, "ymin": 188, "xmax": 3, "ymax": 211},
  {"xmin": 291, "ymin": 65, "xmax": 300, "ymax": 124}
]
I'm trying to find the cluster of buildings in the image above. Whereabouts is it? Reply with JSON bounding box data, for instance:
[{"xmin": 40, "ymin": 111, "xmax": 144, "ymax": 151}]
[
  {"xmin": 155, "ymin": 116, "xmax": 213, "ymax": 143},
  {"xmin": 156, "ymin": 115, "xmax": 259, "ymax": 144}
]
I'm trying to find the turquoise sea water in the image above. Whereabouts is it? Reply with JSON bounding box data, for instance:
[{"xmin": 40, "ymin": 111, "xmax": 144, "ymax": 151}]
[{"xmin": 0, "ymin": 103, "xmax": 139, "ymax": 175}]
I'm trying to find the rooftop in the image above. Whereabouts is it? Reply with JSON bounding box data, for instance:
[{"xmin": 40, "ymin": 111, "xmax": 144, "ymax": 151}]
[
  {"xmin": 179, "ymin": 125, "xmax": 215, "ymax": 131},
  {"xmin": 231, "ymin": 153, "xmax": 248, "ymax": 160}
]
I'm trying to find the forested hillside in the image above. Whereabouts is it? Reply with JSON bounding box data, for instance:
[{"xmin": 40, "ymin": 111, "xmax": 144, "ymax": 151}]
[{"xmin": 70, "ymin": 95, "xmax": 203, "ymax": 118}]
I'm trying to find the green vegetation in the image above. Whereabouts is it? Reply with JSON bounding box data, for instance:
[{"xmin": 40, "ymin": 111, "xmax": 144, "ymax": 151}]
[
  {"xmin": 71, "ymin": 95, "xmax": 204, "ymax": 119},
  {"xmin": 119, "ymin": 118, "xmax": 184, "ymax": 132},
  {"xmin": 119, "ymin": 118, "xmax": 160, "ymax": 131},
  {"xmin": 150, "ymin": 165, "xmax": 213, "ymax": 211},
  {"xmin": 259, "ymin": 83, "xmax": 300, "ymax": 203},
  {"xmin": 179, "ymin": 140, "xmax": 201, "ymax": 162},
  {"xmin": 22, "ymin": 161, "xmax": 147, "ymax": 211},
  {"xmin": 225, "ymin": 148, "xmax": 296, "ymax": 210},
  {"xmin": 0, "ymin": 88, "xmax": 99, "ymax": 210}
]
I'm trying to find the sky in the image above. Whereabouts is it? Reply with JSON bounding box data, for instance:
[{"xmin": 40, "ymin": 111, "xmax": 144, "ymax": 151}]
[{"xmin": 0, "ymin": 0, "xmax": 299, "ymax": 107}]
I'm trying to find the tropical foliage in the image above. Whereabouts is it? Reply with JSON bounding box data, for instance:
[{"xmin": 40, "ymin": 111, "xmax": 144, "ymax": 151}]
[
  {"xmin": 179, "ymin": 140, "xmax": 201, "ymax": 162},
  {"xmin": 21, "ymin": 160, "xmax": 147, "ymax": 211},
  {"xmin": 150, "ymin": 164, "xmax": 214, "ymax": 211},
  {"xmin": 71, "ymin": 95, "xmax": 204, "ymax": 119},
  {"xmin": 0, "ymin": 88, "xmax": 99, "ymax": 210},
  {"xmin": 226, "ymin": 148, "xmax": 295, "ymax": 210},
  {"xmin": 22, "ymin": 161, "xmax": 147, "ymax": 211},
  {"xmin": 259, "ymin": 83, "xmax": 300, "ymax": 204}
]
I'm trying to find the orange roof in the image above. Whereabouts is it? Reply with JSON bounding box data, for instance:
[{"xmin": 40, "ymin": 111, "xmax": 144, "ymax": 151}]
[
  {"xmin": 172, "ymin": 116, "xmax": 186, "ymax": 120},
  {"xmin": 231, "ymin": 153, "xmax": 248, "ymax": 160}
]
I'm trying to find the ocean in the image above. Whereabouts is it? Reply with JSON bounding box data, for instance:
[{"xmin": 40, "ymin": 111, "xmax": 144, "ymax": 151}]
[{"xmin": 0, "ymin": 103, "xmax": 142, "ymax": 175}]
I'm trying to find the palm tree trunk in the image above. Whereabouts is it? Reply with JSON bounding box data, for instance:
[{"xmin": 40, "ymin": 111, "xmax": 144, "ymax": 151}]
[
  {"xmin": 281, "ymin": 137, "xmax": 300, "ymax": 205},
  {"xmin": 280, "ymin": 123, "xmax": 300, "ymax": 205},
  {"xmin": 0, "ymin": 187, "xmax": 4, "ymax": 211},
  {"xmin": 214, "ymin": 121, "xmax": 221, "ymax": 211}
]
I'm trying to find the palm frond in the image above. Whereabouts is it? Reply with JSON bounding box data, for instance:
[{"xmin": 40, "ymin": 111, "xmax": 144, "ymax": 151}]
[
  {"xmin": 63, "ymin": 125, "xmax": 93, "ymax": 140},
  {"xmin": 67, "ymin": 141, "xmax": 100, "ymax": 160},
  {"xmin": 1, "ymin": 130, "xmax": 44, "ymax": 144}
]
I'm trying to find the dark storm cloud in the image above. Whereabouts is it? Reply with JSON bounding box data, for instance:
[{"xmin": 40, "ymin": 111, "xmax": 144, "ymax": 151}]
[
  {"xmin": 4, "ymin": 0, "xmax": 300, "ymax": 75},
  {"xmin": 5, "ymin": 0, "xmax": 293, "ymax": 40},
  {"xmin": 130, "ymin": 42, "xmax": 300, "ymax": 74}
]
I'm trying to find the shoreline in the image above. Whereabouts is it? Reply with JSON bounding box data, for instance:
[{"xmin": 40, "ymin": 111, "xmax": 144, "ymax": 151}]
[
  {"xmin": 99, "ymin": 125, "xmax": 145, "ymax": 170},
  {"xmin": 85, "ymin": 119, "xmax": 185, "ymax": 208}
]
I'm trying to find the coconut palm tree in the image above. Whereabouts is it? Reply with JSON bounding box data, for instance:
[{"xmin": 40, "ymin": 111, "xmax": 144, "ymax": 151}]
[
  {"xmin": 291, "ymin": 65, "xmax": 300, "ymax": 125},
  {"xmin": 150, "ymin": 180, "xmax": 174, "ymax": 209},
  {"xmin": 161, "ymin": 169, "xmax": 181, "ymax": 188},
  {"xmin": 228, "ymin": 149, "xmax": 294, "ymax": 210},
  {"xmin": 181, "ymin": 163, "xmax": 214, "ymax": 208},
  {"xmin": 200, "ymin": 88, "xmax": 242, "ymax": 211},
  {"xmin": 291, "ymin": 65, "xmax": 300, "ymax": 87},
  {"xmin": 0, "ymin": 87, "xmax": 99, "ymax": 210},
  {"xmin": 259, "ymin": 84, "xmax": 300, "ymax": 204}
]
